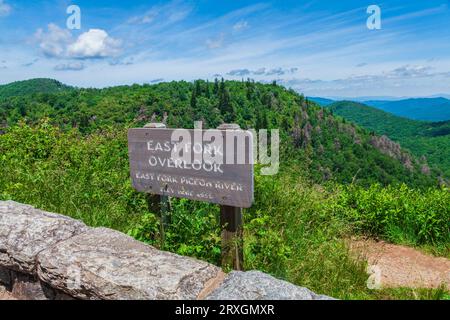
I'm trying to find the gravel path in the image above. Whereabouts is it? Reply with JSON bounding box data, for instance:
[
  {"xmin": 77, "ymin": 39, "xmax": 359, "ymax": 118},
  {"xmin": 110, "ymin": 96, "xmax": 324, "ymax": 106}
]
[{"xmin": 351, "ymin": 239, "xmax": 450, "ymax": 289}]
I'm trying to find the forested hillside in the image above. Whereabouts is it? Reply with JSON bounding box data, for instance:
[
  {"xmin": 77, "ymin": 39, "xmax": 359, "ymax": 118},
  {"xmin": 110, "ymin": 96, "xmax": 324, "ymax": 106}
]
[
  {"xmin": 0, "ymin": 79, "xmax": 71, "ymax": 99},
  {"xmin": 0, "ymin": 79, "xmax": 440, "ymax": 187},
  {"xmin": 328, "ymin": 101, "xmax": 450, "ymax": 178},
  {"xmin": 1, "ymin": 79, "xmax": 449, "ymax": 300}
]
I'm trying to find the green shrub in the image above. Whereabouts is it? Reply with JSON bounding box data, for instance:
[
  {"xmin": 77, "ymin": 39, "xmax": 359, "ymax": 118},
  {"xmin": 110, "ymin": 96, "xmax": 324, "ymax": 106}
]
[
  {"xmin": 0, "ymin": 121, "xmax": 147, "ymax": 230},
  {"xmin": 334, "ymin": 184, "xmax": 450, "ymax": 250},
  {"xmin": 128, "ymin": 199, "xmax": 222, "ymax": 264},
  {"xmin": 1, "ymin": 123, "xmax": 449, "ymax": 299}
]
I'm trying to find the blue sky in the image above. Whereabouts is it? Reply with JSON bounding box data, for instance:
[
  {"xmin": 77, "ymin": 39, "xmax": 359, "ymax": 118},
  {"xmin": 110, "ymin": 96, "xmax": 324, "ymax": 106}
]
[{"xmin": 0, "ymin": 0, "xmax": 450, "ymax": 97}]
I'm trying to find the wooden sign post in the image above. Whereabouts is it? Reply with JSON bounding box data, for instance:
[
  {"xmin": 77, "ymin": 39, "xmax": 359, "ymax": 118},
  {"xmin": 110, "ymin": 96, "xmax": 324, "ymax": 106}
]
[
  {"xmin": 128, "ymin": 123, "xmax": 253, "ymax": 270},
  {"xmin": 143, "ymin": 123, "xmax": 170, "ymax": 247},
  {"xmin": 217, "ymin": 123, "xmax": 244, "ymax": 271}
]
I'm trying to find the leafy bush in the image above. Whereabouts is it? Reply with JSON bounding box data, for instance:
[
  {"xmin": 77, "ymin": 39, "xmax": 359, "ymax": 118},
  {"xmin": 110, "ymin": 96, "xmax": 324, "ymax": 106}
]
[
  {"xmin": 0, "ymin": 120, "xmax": 147, "ymax": 230},
  {"xmin": 1, "ymin": 122, "xmax": 449, "ymax": 299},
  {"xmin": 244, "ymin": 169, "xmax": 372, "ymax": 298},
  {"xmin": 334, "ymin": 184, "xmax": 450, "ymax": 250},
  {"xmin": 128, "ymin": 199, "xmax": 222, "ymax": 264}
]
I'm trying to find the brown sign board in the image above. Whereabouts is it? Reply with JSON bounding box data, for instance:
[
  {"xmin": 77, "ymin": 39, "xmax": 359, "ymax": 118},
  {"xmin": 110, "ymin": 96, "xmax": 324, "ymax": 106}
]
[{"xmin": 128, "ymin": 128, "xmax": 254, "ymax": 208}]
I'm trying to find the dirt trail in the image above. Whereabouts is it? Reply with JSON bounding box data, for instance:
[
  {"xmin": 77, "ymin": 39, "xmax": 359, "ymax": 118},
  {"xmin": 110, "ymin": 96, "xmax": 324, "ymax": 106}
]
[
  {"xmin": 351, "ymin": 239, "xmax": 450, "ymax": 289},
  {"xmin": 0, "ymin": 290, "xmax": 16, "ymax": 300}
]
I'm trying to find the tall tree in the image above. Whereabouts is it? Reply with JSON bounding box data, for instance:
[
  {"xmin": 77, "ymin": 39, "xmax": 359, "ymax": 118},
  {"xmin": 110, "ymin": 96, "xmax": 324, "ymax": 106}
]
[
  {"xmin": 190, "ymin": 84, "xmax": 198, "ymax": 108},
  {"xmin": 213, "ymin": 78, "xmax": 219, "ymax": 95},
  {"xmin": 205, "ymin": 80, "xmax": 211, "ymax": 98}
]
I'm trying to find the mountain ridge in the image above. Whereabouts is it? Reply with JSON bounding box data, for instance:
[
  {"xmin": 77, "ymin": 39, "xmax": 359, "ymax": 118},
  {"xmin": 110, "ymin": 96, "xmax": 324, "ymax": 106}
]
[
  {"xmin": 309, "ymin": 96, "xmax": 450, "ymax": 122},
  {"xmin": 0, "ymin": 78, "xmax": 72, "ymax": 98},
  {"xmin": 327, "ymin": 100, "xmax": 450, "ymax": 178},
  {"xmin": 0, "ymin": 78, "xmax": 443, "ymax": 187}
]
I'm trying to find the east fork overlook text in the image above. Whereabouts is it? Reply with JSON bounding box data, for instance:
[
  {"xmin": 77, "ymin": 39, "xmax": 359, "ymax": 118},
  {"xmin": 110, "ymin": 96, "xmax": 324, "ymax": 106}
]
[{"xmin": 146, "ymin": 138, "xmax": 245, "ymax": 173}]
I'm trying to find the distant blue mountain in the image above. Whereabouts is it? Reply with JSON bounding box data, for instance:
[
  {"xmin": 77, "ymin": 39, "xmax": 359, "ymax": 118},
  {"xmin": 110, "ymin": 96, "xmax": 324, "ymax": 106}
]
[
  {"xmin": 308, "ymin": 97, "xmax": 335, "ymax": 106},
  {"xmin": 363, "ymin": 98, "xmax": 450, "ymax": 122},
  {"xmin": 308, "ymin": 95, "xmax": 450, "ymax": 122}
]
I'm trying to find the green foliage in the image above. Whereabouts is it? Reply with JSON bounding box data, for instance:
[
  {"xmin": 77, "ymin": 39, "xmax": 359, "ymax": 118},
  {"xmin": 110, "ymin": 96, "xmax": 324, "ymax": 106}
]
[
  {"xmin": 0, "ymin": 124, "xmax": 448, "ymax": 299},
  {"xmin": 1, "ymin": 80, "xmax": 449, "ymax": 300},
  {"xmin": 129, "ymin": 199, "xmax": 222, "ymax": 264},
  {"xmin": 0, "ymin": 79, "xmax": 441, "ymax": 188},
  {"xmin": 0, "ymin": 78, "xmax": 71, "ymax": 98},
  {"xmin": 0, "ymin": 121, "xmax": 146, "ymax": 230},
  {"xmin": 333, "ymin": 184, "xmax": 450, "ymax": 254},
  {"xmin": 328, "ymin": 101, "xmax": 450, "ymax": 178},
  {"xmin": 369, "ymin": 286, "xmax": 450, "ymax": 300},
  {"xmin": 244, "ymin": 168, "xmax": 371, "ymax": 299}
]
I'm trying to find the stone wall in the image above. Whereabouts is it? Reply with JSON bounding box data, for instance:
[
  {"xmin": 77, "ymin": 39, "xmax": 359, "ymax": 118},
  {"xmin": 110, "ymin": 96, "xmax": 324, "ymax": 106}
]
[{"xmin": 0, "ymin": 201, "xmax": 333, "ymax": 300}]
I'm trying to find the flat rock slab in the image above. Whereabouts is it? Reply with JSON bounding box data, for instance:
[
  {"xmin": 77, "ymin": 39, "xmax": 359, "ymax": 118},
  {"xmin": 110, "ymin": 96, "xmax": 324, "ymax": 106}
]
[
  {"xmin": 207, "ymin": 271, "xmax": 334, "ymax": 300},
  {"xmin": 37, "ymin": 227, "xmax": 224, "ymax": 300},
  {"xmin": 0, "ymin": 201, "xmax": 89, "ymax": 274},
  {"xmin": 0, "ymin": 288, "xmax": 16, "ymax": 300}
]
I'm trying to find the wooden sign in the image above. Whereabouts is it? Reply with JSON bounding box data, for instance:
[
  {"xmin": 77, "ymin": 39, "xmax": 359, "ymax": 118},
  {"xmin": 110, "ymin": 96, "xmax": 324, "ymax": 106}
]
[{"xmin": 128, "ymin": 128, "xmax": 254, "ymax": 208}]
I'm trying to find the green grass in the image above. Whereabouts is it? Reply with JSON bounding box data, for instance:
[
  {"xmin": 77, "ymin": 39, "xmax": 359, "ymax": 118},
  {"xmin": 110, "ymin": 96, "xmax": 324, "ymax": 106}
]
[
  {"xmin": 369, "ymin": 286, "xmax": 450, "ymax": 300},
  {"xmin": 1, "ymin": 123, "xmax": 449, "ymax": 300},
  {"xmin": 333, "ymin": 184, "xmax": 450, "ymax": 257}
]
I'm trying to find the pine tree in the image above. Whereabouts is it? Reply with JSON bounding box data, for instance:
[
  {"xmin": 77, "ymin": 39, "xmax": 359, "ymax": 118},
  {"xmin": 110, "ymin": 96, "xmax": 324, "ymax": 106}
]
[
  {"xmin": 213, "ymin": 78, "xmax": 219, "ymax": 95},
  {"xmin": 205, "ymin": 80, "xmax": 211, "ymax": 98},
  {"xmin": 220, "ymin": 87, "xmax": 231, "ymax": 114},
  {"xmin": 190, "ymin": 82, "xmax": 198, "ymax": 108},
  {"xmin": 218, "ymin": 84, "xmax": 235, "ymax": 122},
  {"xmin": 219, "ymin": 78, "xmax": 225, "ymax": 97},
  {"xmin": 194, "ymin": 80, "xmax": 202, "ymax": 96}
]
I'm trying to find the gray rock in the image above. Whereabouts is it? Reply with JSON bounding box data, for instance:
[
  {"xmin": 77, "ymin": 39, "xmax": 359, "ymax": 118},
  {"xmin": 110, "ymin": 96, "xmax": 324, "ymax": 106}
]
[
  {"xmin": 0, "ymin": 266, "xmax": 11, "ymax": 289},
  {"xmin": 10, "ymin": 271, "xmax": 53, "ymax": 300},
  {"xmin": 37, "ymin": 227, "xmax": 224, "ymax": 300},
  {"xmin": 0, "ymin": 201, "xmax": 89, "ymax": 274},
  {"xmin": 206, "ymin": 271, "xmax": 335, "ymax": 300}
]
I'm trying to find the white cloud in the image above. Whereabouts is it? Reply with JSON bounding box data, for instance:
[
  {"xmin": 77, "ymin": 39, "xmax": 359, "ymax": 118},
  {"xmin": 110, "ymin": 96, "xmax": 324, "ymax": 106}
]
[
  {"xmin": 227, "ymin": 69, "xmax": 251, "ymax": 76},
  {"xmin": 387, "ymin": 65, "xmax": 433, "ymax": 78},
  {"xmin": 127, "ymin": 1, "xmax": 192, "ymax": 25},
  {"xmin": 54, "ymin": 62, "xmax": 84, "ymax": 71},
  {"xmin": 227, "ymin": 66, "xmax": 298, "ymax": 77},
  {"xmin": 34, "ymin": 24, "xmax": 72, "ymax": 58},
  {"xmin": 128, "ymin": 9, "xmax": 158, "ymax": 24},
  {"xmin": 278, "ymin": 64, "xmax": 450, "ymax": 97},
  {"xmin": 206, "ymin": 34, "xmax": 225, "ymax": 49},
  {"xmin": 0, "ymin": 0, "xmax": 11, "ymax": 17},
  {"xmin": 167, "ymin": 8, "xmax": 191, "ymax": 23},
  {"xmin": 22, "ymin": 58, "xmax": 39, "ymax": 67},
  {"xmin": 67, "ymin": 29, "xmax": 122, "ymax": 59},
  {"xmin": 35, "ymin": 25, "xmax": 121, "ymax": 59},
  {"xmin": 109, "ymin": 57, "xmax": 134, "ymax": 66},
  {"xmin": 233, "ymin": 21, "xmax": 248, "ymax": 31}
]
